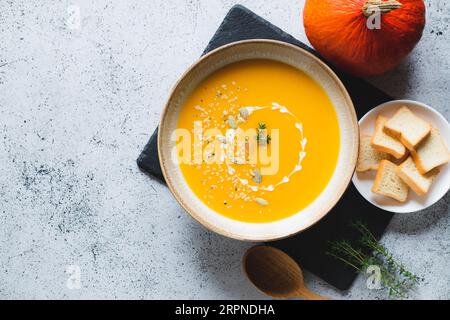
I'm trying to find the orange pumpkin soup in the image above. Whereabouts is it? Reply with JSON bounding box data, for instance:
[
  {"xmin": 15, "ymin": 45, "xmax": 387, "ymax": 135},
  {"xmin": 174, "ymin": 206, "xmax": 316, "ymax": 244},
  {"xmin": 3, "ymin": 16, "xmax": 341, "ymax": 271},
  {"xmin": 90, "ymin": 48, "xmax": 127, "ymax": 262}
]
[{"xmin": 175, "ymin": 59, "xmax": 340, "ymax": 222}]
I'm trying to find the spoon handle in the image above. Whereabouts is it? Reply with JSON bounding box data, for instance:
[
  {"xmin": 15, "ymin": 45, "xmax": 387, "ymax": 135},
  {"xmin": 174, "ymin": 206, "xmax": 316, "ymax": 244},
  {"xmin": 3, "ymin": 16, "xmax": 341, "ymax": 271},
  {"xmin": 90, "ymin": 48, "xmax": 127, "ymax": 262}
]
[{"xmin": 296, "ymin": 287, "xmax": 329, "ymax": 300}]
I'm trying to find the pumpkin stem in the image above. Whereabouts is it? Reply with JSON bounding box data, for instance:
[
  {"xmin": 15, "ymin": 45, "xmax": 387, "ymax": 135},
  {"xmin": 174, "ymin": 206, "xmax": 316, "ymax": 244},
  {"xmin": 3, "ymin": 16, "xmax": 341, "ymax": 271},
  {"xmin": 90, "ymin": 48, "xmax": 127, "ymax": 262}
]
[{"xmin": 363, "ymin": 0, "xmax": 402, "ymax": 17}]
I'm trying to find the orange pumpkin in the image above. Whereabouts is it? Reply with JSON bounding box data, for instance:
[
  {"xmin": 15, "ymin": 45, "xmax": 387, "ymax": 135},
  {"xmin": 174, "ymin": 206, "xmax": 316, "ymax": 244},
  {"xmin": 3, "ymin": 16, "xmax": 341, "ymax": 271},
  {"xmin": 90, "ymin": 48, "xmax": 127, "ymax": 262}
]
[{"xmin": 304, "ymin": 0, "xmax": 425, "ymax": 77}]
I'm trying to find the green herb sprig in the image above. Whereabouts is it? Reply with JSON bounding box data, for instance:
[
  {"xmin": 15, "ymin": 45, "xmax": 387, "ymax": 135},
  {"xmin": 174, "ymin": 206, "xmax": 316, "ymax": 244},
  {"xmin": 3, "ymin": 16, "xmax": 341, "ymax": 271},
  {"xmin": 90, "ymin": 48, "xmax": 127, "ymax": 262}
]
[
  {"xmin": 257, "ymin": 122, "xmax": 271, "ymax": 144},
  {"xmin": 327, "ymin": 221, "xmax": 421, "ymax": 299}
]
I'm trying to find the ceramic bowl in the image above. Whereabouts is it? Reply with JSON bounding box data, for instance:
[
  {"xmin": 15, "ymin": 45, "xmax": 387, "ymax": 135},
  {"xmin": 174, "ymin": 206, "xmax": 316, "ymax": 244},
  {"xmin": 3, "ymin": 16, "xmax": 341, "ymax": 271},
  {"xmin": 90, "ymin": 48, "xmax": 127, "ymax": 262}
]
[{"xmin": 158, "ymin": 39, "xmax": 358, "ymax": 241}]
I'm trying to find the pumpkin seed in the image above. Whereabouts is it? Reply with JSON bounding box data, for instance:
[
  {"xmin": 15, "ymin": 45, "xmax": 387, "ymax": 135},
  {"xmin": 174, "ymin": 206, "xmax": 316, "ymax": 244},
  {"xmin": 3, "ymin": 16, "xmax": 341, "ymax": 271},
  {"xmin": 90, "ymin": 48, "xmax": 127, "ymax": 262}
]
[
  {"xmin": 255, "ymin": 198, "xmax": 269, "ymax": 206},
  {"xmin": 251, "ymin": 168, "xmax": 262, "ymax": 184},
  {"xmin": 239, "ymin": 107, "xmax": 250, "ymax": 120},
  {"xmin": 227, "ymin": 115, "xmax": 237, "ymax": 129}
]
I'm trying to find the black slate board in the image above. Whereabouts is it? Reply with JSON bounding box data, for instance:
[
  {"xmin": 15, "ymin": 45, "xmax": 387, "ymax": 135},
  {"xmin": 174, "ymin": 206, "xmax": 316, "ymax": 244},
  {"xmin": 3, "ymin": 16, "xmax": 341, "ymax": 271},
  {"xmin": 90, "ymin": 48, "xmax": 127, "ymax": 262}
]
[{"xmin": 137, "ymin": 5, "xmax": 394, "ymax": 291}]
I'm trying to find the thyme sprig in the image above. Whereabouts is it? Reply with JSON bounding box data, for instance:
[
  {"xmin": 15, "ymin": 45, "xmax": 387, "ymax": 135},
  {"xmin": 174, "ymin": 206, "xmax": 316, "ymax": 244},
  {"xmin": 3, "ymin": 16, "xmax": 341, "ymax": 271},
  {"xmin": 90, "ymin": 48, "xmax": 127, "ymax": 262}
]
[
  {"xmin": 257, "ymin": 122, "xmax": 271, "ymax": 144},
  {"xmin": 327, "ymin": 221, "xmax": 421, "ymax": 299}
]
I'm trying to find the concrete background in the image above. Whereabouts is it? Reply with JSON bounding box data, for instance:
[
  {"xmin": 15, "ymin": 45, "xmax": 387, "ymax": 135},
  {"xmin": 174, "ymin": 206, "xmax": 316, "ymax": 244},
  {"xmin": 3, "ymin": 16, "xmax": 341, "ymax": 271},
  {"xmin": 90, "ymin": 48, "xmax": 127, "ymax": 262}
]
[{"xmin": 0, "ymin": 0, "xmax": 448, "ymax": 299}]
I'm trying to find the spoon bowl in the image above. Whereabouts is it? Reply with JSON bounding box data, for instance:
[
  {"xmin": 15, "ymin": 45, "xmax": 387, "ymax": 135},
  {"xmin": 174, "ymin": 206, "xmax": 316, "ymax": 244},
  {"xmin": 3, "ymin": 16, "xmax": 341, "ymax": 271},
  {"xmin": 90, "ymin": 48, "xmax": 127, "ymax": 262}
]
[{"xmin": 243, "ymin": 246, "xmax": 328, "ymax": 300}]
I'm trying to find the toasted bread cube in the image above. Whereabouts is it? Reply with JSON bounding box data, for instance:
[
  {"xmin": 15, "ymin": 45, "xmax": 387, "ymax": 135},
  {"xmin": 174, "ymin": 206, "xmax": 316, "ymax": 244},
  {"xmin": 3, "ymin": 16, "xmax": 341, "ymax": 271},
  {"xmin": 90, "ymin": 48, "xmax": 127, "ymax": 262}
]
[
  {"xmin": 372, "ymin": 160, "xmax": 409, "ymax": 202},
  {"xmin": 371, "ymin": 115, "xmax": 406, "ymax": 159},
  {"xmin": 410, "ymin": 127, "xmax": 450, "ymax": 174},
  {"xmin": 357, "ymin": 134, "xmax": 390, "ymax": 172},
  {"xmin": 397, "ymin": 157, "xmax": 439, "ymax": 196},
  {"xmin": 384, "ymin": 106, "xmax": 431, "ymax": 149}
]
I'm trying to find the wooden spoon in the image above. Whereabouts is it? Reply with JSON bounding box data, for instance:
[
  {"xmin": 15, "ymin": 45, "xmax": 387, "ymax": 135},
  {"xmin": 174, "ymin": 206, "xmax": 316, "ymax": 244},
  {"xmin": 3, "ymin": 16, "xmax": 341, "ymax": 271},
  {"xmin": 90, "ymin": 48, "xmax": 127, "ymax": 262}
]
[{"xmin": 243, "ymin": 246, "xmax": 328, "ymax": 300}]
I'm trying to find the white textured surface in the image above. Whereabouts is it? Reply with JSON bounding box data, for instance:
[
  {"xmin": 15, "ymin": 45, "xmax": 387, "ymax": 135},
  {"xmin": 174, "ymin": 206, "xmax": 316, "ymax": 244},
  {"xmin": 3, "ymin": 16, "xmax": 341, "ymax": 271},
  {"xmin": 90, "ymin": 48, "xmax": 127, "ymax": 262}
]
[{"xmin": 0, "ymin": 0, "xmax": 449, "ymax": 299}]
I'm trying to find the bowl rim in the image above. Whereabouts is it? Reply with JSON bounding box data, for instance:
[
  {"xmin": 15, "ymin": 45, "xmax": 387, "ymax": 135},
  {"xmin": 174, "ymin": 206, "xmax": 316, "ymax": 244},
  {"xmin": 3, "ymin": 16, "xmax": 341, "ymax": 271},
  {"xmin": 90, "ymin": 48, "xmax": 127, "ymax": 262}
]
[{"xmin": 158, "ymin": 39, "xmax": 358, "ymax": 241}]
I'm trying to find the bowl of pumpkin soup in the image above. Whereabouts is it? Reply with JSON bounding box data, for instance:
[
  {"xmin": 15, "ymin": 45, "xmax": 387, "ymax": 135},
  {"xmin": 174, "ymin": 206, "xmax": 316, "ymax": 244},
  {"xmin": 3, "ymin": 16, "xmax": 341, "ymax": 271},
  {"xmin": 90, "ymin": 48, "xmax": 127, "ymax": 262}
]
[{"xmin": 158, "ymin": 40, "xmax": 358, "ymax": 241}]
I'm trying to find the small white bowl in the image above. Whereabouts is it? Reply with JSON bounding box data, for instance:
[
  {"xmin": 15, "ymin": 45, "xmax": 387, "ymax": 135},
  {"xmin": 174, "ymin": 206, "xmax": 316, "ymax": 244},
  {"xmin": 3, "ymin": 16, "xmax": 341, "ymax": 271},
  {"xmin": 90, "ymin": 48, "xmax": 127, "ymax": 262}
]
[{"xmin": 352, "ymin": 100, "xmax": 450, "ymax": 213}]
